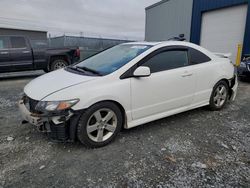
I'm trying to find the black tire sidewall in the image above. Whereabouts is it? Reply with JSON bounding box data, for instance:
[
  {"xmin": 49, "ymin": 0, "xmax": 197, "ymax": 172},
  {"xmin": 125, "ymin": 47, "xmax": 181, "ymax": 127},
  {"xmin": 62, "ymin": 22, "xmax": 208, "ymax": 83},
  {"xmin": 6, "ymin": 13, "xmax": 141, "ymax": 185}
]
[
  {"xmin": 77, "ymin": 102, "xmax": 123, "ymax": 148},
  {"xmin": 209, "ymin": 80, "xmax": 229, "ymax": 111},
  {"xmin": 50, "ymin": 59, "xmax": 68, "ymax": 71}
]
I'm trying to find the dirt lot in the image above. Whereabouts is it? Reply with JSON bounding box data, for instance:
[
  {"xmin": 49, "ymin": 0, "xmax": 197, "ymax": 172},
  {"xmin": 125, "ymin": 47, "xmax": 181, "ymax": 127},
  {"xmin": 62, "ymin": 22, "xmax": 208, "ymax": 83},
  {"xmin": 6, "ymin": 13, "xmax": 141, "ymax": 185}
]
[{"xmin": 0, "ymin": 72, "xmax": 249, "ymax": 188}]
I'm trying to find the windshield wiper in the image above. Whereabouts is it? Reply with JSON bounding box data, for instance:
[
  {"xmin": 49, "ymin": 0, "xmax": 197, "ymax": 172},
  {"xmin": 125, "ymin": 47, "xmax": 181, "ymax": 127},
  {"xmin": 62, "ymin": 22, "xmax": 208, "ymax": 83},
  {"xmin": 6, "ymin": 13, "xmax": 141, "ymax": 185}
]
[
  {"xmin": 67, "ymin": 66, "xmax": 86, "ymax": 73},
  {"xmin": 76, "ymin": 66, "xmax": 103, "ymax": 76}
]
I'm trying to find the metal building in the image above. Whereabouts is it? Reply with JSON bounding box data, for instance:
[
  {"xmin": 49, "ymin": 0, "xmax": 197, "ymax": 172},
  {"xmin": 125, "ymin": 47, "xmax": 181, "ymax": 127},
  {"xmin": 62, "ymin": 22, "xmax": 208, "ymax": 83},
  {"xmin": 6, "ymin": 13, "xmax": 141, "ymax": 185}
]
[
  {"xmin": 145, "ymin": 0, "xmax": 193, "ymax": 42},
  {"xmin": 145, "ymin": 0, "xmax": 250, "ymax": 62},
  {"xmin": 0, "ymin": 27, "xmax": 47, "ymax": 40}
]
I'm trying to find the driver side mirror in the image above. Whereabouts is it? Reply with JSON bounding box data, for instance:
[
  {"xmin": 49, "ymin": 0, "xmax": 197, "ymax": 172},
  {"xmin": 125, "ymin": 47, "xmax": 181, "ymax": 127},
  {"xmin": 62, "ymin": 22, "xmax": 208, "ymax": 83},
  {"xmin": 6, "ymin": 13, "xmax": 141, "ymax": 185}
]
[{"xmin": 133, "ymin": 66, "xmax": 151, "ymax": 77}]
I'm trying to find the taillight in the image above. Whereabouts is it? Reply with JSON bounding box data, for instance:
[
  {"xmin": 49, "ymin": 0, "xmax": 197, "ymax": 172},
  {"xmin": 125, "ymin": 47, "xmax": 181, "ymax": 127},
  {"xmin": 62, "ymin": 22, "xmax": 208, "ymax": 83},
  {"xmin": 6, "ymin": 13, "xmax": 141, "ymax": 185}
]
[{"xmin": 75, "ymin": 48, "xmax": 80, "ymax": 57}]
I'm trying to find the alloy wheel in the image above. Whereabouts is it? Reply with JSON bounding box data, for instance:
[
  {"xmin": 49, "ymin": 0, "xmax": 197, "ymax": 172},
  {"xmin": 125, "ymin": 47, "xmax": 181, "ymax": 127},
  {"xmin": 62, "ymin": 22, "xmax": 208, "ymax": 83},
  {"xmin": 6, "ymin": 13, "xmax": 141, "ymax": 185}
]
[
  {"xmin": 54, "ymin": 61, "xmax": 67, "ymax": 70},
  {"xmin": 86, "ymin": 108, "xmax": 118, "ymax": 142},
  {"xmin": 213, "ymin": 84, "xmax": 228, "ymax": 107}
]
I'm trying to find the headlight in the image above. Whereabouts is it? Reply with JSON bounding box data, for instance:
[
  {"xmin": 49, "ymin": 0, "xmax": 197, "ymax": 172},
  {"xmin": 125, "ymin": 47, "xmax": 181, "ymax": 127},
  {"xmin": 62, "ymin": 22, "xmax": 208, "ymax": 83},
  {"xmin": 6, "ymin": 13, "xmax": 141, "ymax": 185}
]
[
  {"xmin": 240, "ymin": 62, "xmax": 246, "ymax": 68},
  {"xmin": 35, "ymin": 99, "xmax": 79, "ymax": 112}
]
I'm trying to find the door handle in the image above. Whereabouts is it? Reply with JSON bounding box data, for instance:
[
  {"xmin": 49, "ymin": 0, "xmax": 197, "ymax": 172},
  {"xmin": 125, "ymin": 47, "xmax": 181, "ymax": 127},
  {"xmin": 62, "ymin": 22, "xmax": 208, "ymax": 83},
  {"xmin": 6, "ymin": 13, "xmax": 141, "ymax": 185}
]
[
  {"xmin": 181, "ymin": 73, "xmax": 193, "ymax": 77},
  {"xmin": 22, "ymin": 51, "xmax": 30, "ymax": 54},
  {"xmin": 0, "ymin": 51, "xmax": 9, "ymax": 55}
]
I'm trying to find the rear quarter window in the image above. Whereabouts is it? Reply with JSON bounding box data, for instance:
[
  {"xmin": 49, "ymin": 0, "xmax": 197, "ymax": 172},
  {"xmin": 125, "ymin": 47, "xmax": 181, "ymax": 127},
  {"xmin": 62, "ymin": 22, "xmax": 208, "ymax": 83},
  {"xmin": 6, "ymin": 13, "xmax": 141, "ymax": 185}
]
[{"xmin": 189, "ymin": 48, "xmax": 211, "ymax": 65}]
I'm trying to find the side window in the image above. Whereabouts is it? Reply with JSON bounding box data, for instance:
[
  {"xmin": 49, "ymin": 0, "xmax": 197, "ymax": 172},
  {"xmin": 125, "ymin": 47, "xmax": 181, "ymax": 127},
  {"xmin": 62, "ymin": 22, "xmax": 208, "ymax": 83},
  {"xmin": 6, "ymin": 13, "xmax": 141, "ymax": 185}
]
[
  {"xmin": 10, "ymin": 37, "xmax": 27, "ymax": 48},
  {"xmin": 0, "ymin": 37, "xmax": 9, "ymax": 49},
  {"xmin": 142, "ymin": 50, "xmax": 188, "ymax": 73},
  {"xmin": 189, "ymin": 48, "xmax": 211, "ymax": 65}
]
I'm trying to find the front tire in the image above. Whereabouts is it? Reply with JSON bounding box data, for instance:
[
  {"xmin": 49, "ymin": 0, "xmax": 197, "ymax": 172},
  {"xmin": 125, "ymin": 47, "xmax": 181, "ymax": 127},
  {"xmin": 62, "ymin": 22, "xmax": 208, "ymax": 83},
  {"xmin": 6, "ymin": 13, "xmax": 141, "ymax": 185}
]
[
  {"xmin": 209, "ymin": 80, "xmax": 229, "ymax": 111},
  {"xmin": 77, "ymin": 102, "xmax": 123, "ymax": 148}
]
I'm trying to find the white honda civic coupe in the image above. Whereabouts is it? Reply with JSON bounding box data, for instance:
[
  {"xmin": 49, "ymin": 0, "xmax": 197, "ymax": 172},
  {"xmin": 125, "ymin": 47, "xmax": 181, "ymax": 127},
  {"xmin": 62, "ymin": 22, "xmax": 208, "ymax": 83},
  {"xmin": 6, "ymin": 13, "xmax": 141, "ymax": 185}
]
[{"xmin": 19, "ymin": 41, "xmax": 238, "ymax": 147}]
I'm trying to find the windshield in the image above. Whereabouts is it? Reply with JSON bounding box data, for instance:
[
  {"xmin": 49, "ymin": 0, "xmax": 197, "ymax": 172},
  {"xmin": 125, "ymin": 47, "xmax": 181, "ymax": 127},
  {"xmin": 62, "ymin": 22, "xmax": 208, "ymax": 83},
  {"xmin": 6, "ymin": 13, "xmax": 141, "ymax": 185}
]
[{"xmin": 75, "ymin": 44, "xmax": 152, "ymax": 75}]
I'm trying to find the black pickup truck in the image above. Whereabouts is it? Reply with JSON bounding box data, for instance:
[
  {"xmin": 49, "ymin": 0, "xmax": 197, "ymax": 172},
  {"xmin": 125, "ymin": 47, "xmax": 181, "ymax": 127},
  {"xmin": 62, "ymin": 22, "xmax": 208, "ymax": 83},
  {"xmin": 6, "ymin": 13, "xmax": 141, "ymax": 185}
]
[{"xmin": 0, "ymin": 35, "xmax": 80, "ymax": 73}]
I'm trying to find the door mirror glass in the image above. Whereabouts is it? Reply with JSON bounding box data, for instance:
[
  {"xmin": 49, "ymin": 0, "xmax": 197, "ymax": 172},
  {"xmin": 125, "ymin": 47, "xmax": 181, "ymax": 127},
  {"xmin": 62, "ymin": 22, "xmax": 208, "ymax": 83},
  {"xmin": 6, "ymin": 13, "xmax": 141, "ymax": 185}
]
[{"xmin": 133, "ymin": 66, "xmax": 151, "ymax": 77}]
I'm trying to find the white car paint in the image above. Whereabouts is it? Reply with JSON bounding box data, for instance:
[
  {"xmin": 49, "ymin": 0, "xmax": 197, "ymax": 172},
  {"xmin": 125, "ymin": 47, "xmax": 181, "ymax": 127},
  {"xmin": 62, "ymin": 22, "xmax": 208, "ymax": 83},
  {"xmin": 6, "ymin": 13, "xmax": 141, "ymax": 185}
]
[
  {"xmin": 23, "ymin": 41, "xmax": 237, "ymax": 129},
  {"xmin": 24, "ymin": 69, "xmax": 96, "ymax": 100}
]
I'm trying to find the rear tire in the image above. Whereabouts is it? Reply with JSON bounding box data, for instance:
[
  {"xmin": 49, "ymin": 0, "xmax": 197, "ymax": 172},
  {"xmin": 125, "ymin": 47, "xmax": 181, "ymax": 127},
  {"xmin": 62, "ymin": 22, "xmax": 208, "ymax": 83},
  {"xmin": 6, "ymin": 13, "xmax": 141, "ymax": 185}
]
[
  {"xmin": 77, "ymin": 102, "xmax": 123, "ymax": 148},
  {"xmin": 50, "ymin": 59, "xmax": 68, "ymax": 71},
  {"xmin": 209, "ymin": 80, "xmax": 229, "ymax": 111}
]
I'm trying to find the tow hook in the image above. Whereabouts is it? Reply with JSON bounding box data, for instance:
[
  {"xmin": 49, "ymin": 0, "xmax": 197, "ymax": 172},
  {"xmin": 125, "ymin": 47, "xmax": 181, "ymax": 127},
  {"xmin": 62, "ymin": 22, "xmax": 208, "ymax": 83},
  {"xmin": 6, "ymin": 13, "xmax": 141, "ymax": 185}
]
[{"xmin": 22, "ymin": 120, "xmax": 29, "ymax": 124}]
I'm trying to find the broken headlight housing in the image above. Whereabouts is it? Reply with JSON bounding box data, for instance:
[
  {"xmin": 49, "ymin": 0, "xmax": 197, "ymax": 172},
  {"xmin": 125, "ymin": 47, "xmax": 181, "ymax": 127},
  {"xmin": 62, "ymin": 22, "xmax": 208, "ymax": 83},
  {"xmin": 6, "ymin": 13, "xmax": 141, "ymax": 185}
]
[{"xmin": 35, "ymin": 99, "xmax": 79, "ymax": 112}]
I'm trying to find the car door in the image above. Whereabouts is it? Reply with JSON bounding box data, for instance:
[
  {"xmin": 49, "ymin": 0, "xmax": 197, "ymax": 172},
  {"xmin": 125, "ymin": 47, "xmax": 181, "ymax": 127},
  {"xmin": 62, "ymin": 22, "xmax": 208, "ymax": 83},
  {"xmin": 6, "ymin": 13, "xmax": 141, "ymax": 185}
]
[
  {"xmin": 0, "ymin": 36, "xmax": 11, "ymax": 71},
  {"xmin": 9, "ymin": 36, "xmax": 33, "ymax": 70},
  {"xmin": 131, "ymin": 47, "xmax": 196, "ymax": 120},
  {"xmin": 30, "ymin": 41, "xmax": 48, "ymax": 70}
]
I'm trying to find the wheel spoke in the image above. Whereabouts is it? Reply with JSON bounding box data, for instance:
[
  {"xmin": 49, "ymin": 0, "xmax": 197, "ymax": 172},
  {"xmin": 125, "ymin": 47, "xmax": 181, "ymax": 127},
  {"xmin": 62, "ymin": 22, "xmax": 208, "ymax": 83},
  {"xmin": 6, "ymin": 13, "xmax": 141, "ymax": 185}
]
[
  {"xmin": 214, "ymin": 94, "xmax": 219, "ymax": 102},
  {"xmin": 221, "ymin": 94, "xmax": 227, "ymax": 100},
  {"xmin": 216, "ymin": 98, "xmax": 221, "ymax": 105},
  {"xmin": 103, "ymin": 111, "xmax": 114, "ymax": 123},
  {"xmin": 220, "ymin": 99, "xmax": 225, "ymax": 106},
  {"xmin": 97, "ymin": 129, "xmax": 104, "ymax": 142},
  {"xmin": 105, "ymin": 124, "xmax": 116, "ymax": 132},
  {"xmin": 87, "ymin": 124, "xmax": 98, "ymax": 133},
  {"xmin": 220, "ymin": 86, "xmax": 225, "ymax": 94},
  {"xmin": 94, "ymin": 111, "xmax": 102, "ymax": 122},
  {"xmin": 216, "ymin": 88, "xmax": 221, "ymax": 94}
]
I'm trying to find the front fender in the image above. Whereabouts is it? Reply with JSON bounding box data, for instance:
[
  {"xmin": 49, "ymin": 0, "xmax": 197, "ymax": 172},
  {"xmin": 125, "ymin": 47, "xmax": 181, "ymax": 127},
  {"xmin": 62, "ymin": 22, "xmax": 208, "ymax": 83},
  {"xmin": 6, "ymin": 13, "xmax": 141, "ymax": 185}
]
[
  {"xmin": 72, "ymin": 95, "xmax": 127, "ymax": 111},
  {"xmin": 42, "ymin": 78, "xmax": 131, "ymax": 114}
]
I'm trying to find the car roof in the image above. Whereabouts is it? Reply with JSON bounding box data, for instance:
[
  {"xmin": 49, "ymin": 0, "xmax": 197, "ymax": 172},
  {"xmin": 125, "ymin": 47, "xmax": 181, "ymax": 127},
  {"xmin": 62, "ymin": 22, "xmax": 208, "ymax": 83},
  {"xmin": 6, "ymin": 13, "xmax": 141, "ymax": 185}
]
[
  {"xmin": 124, "ymin": 41, "xmax": 194, "ymax": 47},
  {"xmin": 124, "ymin": 41, "xmax": 162, "ymax": 46},
  {"xmin": 123, "ymin": 41, "xmax": 216, "ymax": 60}
]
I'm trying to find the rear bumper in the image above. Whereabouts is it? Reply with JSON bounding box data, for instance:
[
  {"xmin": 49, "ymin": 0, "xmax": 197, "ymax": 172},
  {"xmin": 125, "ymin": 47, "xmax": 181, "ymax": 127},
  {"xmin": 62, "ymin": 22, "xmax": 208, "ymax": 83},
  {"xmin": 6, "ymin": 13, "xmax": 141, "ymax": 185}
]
[
  {"xmin": 18, "ymin": 98, "xmax": 80, "ymax": 142},
  {"xmin": 229, "ymin": 74, "xmax": 238, "ymax": 101}
]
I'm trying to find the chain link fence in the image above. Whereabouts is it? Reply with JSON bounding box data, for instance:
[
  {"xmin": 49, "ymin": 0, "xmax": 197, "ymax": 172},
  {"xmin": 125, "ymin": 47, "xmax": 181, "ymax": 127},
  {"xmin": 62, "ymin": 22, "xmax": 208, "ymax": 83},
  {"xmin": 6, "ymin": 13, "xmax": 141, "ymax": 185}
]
[
  {"xmin": 29, "ymin": 36, "xmax": 131, "ymax": 60},
  {"xmin": 48, "ymin": 36, "xmax": 132, "ymax": 60}
]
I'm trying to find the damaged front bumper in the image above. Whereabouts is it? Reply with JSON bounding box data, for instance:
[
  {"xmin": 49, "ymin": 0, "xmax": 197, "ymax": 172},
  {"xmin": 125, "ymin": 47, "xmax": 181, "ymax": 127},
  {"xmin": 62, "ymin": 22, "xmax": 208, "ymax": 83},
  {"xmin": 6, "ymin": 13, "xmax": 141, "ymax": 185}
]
[{"xmin": 18, "ymin": 97, "xmax": 81, "ymax": 142}]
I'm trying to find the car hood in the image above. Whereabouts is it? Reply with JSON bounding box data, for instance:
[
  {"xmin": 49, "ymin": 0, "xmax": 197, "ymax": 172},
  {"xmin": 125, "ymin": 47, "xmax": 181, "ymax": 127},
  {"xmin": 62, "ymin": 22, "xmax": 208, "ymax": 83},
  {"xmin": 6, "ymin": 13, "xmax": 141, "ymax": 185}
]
[{"xmin": 24, "ymin": 69, "xmax": 97, "ymax": 100}]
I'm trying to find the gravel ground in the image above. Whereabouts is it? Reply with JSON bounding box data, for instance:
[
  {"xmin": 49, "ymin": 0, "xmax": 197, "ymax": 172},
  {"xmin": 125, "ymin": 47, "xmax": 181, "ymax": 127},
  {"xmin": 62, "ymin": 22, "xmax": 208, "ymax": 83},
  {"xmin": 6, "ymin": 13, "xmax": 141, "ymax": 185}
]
[{"xmin": 0, "ymin": 72, "xmax": 249, "ymax": 188}]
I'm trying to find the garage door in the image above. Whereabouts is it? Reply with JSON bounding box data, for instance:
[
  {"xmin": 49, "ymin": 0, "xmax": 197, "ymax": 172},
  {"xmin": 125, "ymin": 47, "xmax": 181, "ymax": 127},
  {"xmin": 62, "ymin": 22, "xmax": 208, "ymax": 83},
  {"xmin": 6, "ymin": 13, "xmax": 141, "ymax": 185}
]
[{"xmin": 200, "ymin": 4, "xmax": 248, "ymax": 63}]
